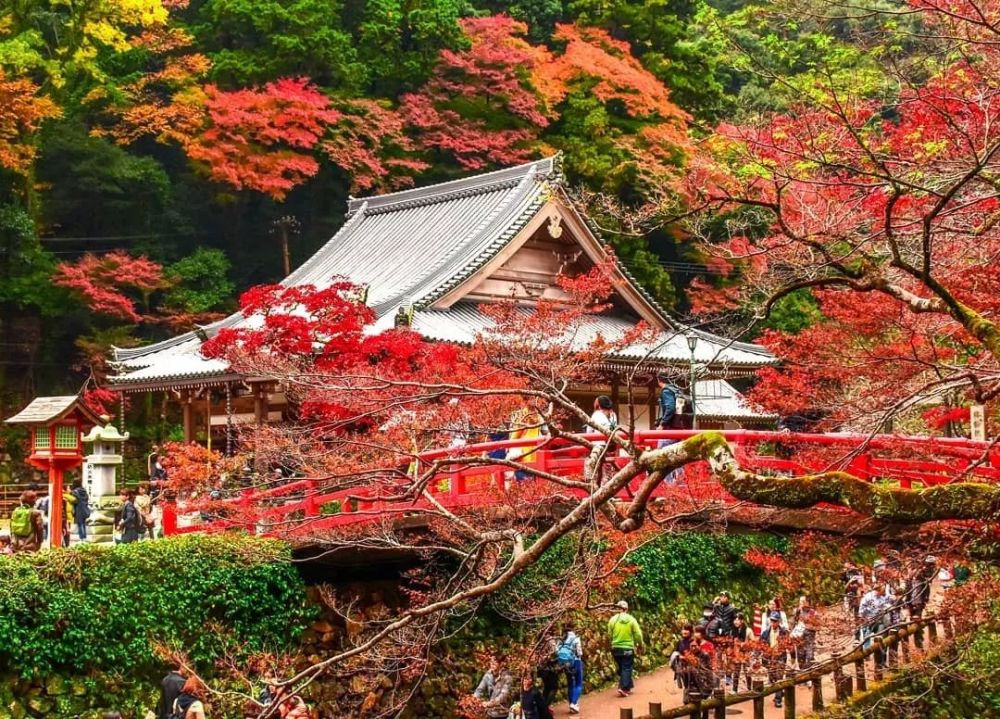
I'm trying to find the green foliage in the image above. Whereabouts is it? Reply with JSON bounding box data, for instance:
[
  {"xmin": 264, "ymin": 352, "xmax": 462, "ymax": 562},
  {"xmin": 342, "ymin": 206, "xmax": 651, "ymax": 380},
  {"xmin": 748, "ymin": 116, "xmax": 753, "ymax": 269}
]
[
  {"xmin": 624, "ymin": 531, "xmax": 787, "ymax": 608},
  {"xmin": 567, "ymin": 0, "xmax": 731, "ymax": 120},
  {"xmin": 0, "ymin": 534, "xmax": 311, "ymax": 678},
  {"xmin": 189, "ymin": 0, "xmax": 366, "ymax": 88},
  {"xmin": 351, "ymin": 0, "xmax": 469, "ymax": 94},
  {"xmin": 762, "ymin": 288, "xmax": 822, "ymax": 335},
  {"xmin": 164, "ymin": 247, "xmax": 235, "ymax": 313},
  {"xmin": 37, "ymin": 124, "xmax": 175, "ymax": 239},
  {"xmin": 0, "ymin": 204, "xmax": 62, "ymax": 315}
]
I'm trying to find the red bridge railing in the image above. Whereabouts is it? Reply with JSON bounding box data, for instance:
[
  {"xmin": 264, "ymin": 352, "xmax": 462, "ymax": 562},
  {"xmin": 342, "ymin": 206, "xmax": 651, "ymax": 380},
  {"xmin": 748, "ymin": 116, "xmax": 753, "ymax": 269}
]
[{"xmin": 162, "ymin": 430, "xmax": 1000, "ymax": 538}]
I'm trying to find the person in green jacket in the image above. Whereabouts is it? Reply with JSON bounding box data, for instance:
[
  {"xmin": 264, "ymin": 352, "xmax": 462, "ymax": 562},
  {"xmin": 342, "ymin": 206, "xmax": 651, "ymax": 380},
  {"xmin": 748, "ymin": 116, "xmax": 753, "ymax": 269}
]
[{"xmin": 608, "ymin": 600, "xmax": 643, "ymax": 696}]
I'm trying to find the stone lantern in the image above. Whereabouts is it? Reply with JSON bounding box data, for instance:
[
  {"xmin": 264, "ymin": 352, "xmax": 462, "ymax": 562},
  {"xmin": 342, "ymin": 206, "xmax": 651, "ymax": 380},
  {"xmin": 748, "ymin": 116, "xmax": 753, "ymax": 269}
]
[
  {"xmin": 81, "ymin": 419, "xmax": 129, "ymax": 543},
  {"xmin": 4, "ymin": 395, "xmax": 104, "ymax": 548}
]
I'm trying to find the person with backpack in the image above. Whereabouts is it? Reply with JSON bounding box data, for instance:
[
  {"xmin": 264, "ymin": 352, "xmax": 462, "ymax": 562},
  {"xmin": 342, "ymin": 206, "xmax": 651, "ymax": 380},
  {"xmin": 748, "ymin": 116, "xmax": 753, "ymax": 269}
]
[
  {"xmin": 259, "ymin": 679, "xmax": 309, "ymax": 719},
  {"xmin": 117, "ymin": 488, "xmax": 143, "ymax": 544},
  {"xmin": 608, "ymin": 600, "xmax": 643, "ymax": 697},
  {"xmin": 11, "ymin": 491, "xmax": 44, "ymax": 553},
  {"xmin": 157, "ymin": 663, "xmax": 186, "ymax": 719},
  {"xmin": 556, "ymin": 623, "xmax": 584, "ymax": 714},
  {"xmin": 171, "ymin": 677, "xmax": 206, "ymax": 719},
  {"xmin": 534, "ymin": 633, "xmax": 562, "ymax": 706},
  {"xmin": 70, "ymin": 480, "xmax": 91, "ymax": 541}
]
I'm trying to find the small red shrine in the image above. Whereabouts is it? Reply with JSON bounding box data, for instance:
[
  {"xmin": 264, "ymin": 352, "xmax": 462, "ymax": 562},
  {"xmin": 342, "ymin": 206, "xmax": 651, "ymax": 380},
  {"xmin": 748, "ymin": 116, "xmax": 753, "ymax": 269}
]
[{"xmin": 5, "ymin": 395, "xmax": 104, "ymax": 547}]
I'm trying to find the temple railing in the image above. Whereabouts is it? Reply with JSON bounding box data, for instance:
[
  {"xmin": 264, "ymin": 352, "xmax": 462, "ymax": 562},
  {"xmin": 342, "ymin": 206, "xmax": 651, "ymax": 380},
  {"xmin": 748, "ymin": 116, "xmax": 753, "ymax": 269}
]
[{"xmin": 161, "ymin": 430, "xmax": 1000, "ymax": 537}]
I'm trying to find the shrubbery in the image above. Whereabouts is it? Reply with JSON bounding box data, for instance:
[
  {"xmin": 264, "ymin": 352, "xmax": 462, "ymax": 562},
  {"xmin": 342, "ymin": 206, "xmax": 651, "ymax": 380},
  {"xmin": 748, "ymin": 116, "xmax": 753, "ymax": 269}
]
[{"xmin": 0, "ymin": 534, "xmax": 311, "ymax": 678}]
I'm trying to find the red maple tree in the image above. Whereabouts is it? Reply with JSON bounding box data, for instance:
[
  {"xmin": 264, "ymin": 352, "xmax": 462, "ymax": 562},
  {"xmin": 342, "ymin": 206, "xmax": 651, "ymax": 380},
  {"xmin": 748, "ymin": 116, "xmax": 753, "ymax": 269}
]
[
  {"xmin": 686, "ymin": 3, "xmax": 1000, "ymax": 431},
  {"xmin": 0, "ymin": 70, "xmax": 60, "ymax": 173},
  {"xmin": 53, "ymin": 251, "xmax": 167, "ymax": 323},
  {"xmin": 185, "ymin": 77, "xmax": 341, "ymax": 200}
]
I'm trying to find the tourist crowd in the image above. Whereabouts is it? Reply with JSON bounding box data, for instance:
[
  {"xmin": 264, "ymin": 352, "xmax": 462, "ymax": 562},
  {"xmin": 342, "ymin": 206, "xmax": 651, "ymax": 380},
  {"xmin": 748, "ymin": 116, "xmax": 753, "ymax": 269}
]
[{"xmin": 468, "ymin": 554, "xmax": 946, "ymax": 716}]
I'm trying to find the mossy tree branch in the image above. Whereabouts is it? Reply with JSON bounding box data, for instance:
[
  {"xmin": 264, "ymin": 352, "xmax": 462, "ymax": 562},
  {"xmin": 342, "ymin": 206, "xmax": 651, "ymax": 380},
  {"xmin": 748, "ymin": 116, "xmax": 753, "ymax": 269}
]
[{"xmin": 625, "ymin": 432, "xmax": 1000, "ymax": 527}]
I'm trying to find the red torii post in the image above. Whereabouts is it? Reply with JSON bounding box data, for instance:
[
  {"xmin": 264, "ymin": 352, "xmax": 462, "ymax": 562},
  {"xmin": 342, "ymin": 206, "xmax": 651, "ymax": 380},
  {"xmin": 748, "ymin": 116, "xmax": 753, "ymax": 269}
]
[{"xmin": 5, "ymin": 396, "xmax": 104, "ymax": 548}]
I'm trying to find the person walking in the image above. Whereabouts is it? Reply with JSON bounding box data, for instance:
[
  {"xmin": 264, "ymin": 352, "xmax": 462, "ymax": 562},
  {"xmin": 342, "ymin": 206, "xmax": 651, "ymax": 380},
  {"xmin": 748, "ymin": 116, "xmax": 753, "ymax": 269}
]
[
  {"xmin": 70, "ymin": 480, "xmax": 90, "ymax": 542},
  {"xmin": 117, "ymin": 488, "xmax": 143, "ymax": 544},
  {"xmin": 558, "ymin": 623, "xmax": 584, "ymax": 714},
  {"xmin": 157, "ymin": 664, "xmax": 186, "ymax": 719},
  {"xmin": 727, "ymin": 614, "xmax": 752, "ymax": 692},
  {"xmin": 171, "ymin": 677, "xmax": 206, "ymax": 719},
  {"xmin": 608, "ymin": 600, "xmax": 643, "ymax": 697},
  {"xmin": 792, "ymin": 595, "xmax": 817, "ymax": 670},
  {"xmin": 136, "ymin": 483, "xmax": 155, "ymax": 539},
  {"xmin": 760, "ymin": 612, "xmax": 789, "ymax": 708},
  {"xmin": 10, "ymin": 491, "xmax": 44, "ymax": 553},
  {"xmin": 670, "ymin": 624, "xmax": 696, "ymax": 700}
]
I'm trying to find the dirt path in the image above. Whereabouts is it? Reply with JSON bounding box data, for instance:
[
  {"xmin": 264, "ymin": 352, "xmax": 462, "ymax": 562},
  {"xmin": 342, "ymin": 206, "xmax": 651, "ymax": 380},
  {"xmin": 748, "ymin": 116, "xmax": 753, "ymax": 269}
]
[{"xmin": 551, "ymin": 583, "xmax": 942, "ymax": 718}]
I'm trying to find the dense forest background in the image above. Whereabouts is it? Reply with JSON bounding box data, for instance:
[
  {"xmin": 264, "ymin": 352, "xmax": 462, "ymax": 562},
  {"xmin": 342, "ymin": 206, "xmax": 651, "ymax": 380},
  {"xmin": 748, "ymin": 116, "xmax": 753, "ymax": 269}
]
[{"xmin": 0, "ymin": 0, "xmax": 935, "ymax": 430}]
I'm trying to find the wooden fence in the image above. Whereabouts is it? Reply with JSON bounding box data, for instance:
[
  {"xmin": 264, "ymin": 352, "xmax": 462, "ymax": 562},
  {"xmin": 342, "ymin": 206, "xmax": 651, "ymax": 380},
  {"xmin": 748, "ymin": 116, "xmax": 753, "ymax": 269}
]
[{"xmin": 619, "ymin": 615, "xmax": 950, "ymax": 719}]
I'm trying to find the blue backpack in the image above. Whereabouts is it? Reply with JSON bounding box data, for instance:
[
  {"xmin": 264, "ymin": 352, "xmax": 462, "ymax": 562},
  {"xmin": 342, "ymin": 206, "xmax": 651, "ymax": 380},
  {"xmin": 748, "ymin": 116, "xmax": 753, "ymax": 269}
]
[{"xmin": 555, "ymin": 639, "xmax": 575, "ymax": 665}]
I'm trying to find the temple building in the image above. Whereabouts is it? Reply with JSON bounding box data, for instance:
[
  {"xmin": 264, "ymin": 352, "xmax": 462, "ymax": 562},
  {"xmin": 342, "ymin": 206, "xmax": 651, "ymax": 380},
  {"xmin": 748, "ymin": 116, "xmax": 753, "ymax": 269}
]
[{"xmin": 109, "ymin": 157, "xmax": 777, "ymax": 444}]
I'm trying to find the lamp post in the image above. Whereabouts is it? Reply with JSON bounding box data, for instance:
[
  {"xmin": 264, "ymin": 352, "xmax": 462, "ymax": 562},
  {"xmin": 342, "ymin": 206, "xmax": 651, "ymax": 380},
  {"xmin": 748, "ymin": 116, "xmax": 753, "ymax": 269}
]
[{"xmin": 686, "ymin": 333, "xmax": 698, "ymax": 430}]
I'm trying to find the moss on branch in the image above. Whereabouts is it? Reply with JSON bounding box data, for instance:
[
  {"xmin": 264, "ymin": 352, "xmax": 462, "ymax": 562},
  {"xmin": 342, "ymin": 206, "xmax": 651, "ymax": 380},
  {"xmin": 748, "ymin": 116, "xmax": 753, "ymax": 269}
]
[{"xmin": 640, "ymin": 432, "xmax": 1000, "ymax": 524}]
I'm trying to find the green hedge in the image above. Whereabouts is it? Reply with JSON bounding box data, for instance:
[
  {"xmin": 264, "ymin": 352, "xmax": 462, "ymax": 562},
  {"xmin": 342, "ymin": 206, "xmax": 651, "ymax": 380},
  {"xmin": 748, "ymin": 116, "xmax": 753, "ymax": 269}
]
[{"xmin": 0, "ymin": 535, "xmax": 312, "ymax": 678}]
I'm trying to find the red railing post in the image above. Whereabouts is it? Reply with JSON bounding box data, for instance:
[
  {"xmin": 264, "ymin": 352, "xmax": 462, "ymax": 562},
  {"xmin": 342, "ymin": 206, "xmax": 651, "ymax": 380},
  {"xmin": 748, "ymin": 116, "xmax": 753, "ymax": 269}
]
[
  {"xmin": 162, "ymin": 500, "xmax": 177, "ymax": 536},
  {"xmin": 303, "ymin": 480, "xmax": 319, "ymax": 517}
]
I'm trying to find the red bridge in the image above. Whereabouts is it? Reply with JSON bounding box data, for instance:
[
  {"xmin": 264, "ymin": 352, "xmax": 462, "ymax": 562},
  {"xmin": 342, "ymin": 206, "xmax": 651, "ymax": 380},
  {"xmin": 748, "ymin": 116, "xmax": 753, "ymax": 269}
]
[{"xmin": 162, "ymin": 430, "xmax": 1000, "ymax": 538}]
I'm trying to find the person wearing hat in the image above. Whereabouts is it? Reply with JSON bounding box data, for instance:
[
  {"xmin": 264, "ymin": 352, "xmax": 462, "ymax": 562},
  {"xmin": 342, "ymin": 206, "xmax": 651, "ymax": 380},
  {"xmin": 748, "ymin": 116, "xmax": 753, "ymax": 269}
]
[
  {"xmin": 759, "ymin": 612, "xmax": 789, "ymax": 707},
  {"xmin": 608, "ymin": 600, "xmax": 643, "ymax": 697}
]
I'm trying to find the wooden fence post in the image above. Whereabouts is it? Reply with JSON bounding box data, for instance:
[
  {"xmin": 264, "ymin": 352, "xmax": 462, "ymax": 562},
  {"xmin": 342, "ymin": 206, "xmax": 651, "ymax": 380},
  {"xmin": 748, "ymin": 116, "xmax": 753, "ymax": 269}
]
[
  {"xmin": 873, "ymin": 638, "xmax": 884, "ymax": 681},
  {"xmin": 752, "ymin": 680, "xmax": 765, "ymax": 719},
  {"xmin": 688, "ymin": 690, "xmax": 702, "ymax": 719},
  {"xmin": 914, "ymin": 622, "xmax": 925, "ymax": 650},
  {"xmin": 713, "ymin": 688, "xmax": 726, "ymax": 719},
  {"xmin": 854, "ymin": 656, "xmax": 867, "ymax": 692},
  {"xmin": 844, "ymin": 675, "xmax": 854, "ymax": 697},
  {"xmin": 887, "ymin": 637, "xmax": 899, "ymax": 670},
  {"xmin": 620, "ymin": 709, "xmax": 633, "ymax": 719},
  {"xmin": 833, "ymin": 665, "xmax": 846, "ymax": 701},
  {"xmin": 899, "ymin": 628, "xmax": 911, "ymax": 663},
  {"xmin": 812, "ymin": 674, "xmax": 824, "ymax": 711},
  {"xmin": 943, "ymin": 617, "xmax": 954, "ymax": 640},
  {"xmin": 649, "ymin": 702, "xmax": 663, "ymax": 719},
  {"xmin": 927, "ymin": 620, "xmax": 939, "ymax": 645},
  {"xmin": 784, "ymin": 681, "xmax": 796, "ymax": 719}
]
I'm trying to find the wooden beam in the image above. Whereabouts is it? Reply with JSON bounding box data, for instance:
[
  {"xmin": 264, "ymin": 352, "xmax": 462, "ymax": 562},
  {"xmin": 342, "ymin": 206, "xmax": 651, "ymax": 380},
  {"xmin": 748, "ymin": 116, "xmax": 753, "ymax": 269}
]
[{"xmin": 182, "ymin": 391, "xmax": 193, "ymax": 443}]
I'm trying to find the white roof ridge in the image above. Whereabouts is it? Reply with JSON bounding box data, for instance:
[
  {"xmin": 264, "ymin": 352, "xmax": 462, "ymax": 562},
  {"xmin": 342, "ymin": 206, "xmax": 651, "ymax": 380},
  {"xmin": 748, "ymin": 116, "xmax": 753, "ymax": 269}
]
[{"xmin": 347, "ymin": 156, "xmax": 558, "ymax": 216}]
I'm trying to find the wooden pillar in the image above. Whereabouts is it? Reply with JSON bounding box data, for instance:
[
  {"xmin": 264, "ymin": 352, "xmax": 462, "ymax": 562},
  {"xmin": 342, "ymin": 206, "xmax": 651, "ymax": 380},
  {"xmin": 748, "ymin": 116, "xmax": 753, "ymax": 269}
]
[
  {"xmin": 620, "ymin": 709, "xmax": 633, "ymax": 719},
  {"xmin": 182, "ymin": 391, "xmax": 194, "ymax": 443},
  {"xmin": 887, "ymin": 637, "xmax": 899, "ymax": 670},
  {"xmin": 254, "ymin": 384, "xmax": 268, "ymax": 425},
  {"xmin": 713, "ymin": 688, "xmax": 726, "ymax": 719},
  {"xmin": 47, "ymin": 460, "xmax": 64, "ymax": 548},
  {"xmin": 928, "ymin": 621, "xmax": 938, "ymax": 645},
  {"xmin": 854, "ymin": 657, "xmax": 867, "ymax": 692},
  {"xmin": 611, "ymin": 374, "xmax": 621, "ymax": 412},
  {"xmin": 812, "ymin": 675, "xmax": 824, "ymax": 711},
  {"xmin": 688, "ymin": 690, "xmax": 703, "ymax": 719},
  {"xmin": 752, "ymin": 680, "xmax": 765, "ymax": 719},
  {"xmin": 205, "ymin": 392, "xmax": 212, "ymax": 452},
  {"xmin": 647, "ymin": 377, "xmax": 658, "ymax": 430},
  {"xmin": 649, "ymin": 702, "xmax": 662, "ymax": 719},
  {"xmin": 783, "ymin": 683, "xmax": 795, "ymax": 719},
  {"xmin": 873, "ymin": 638, "xmax": 884, "ymax": 681},
  {"xmin": 943, "ymin": 618, "xmax": 954, "ymax": 640},
  {"xmin": 899, "ymin": 628, "xmax": 910, "ymax": 663}
]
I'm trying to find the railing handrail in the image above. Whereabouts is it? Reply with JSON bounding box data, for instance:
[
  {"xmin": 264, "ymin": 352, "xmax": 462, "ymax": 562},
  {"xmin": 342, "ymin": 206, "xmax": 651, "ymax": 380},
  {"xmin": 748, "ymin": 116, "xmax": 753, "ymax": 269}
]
[
  {"xmin": 164, "ymin": 429, "xmax": 1000, "ymax": 536},
  {"xmin": 631, "ymin": 613, "xmax": 949, "ymax": 719}
]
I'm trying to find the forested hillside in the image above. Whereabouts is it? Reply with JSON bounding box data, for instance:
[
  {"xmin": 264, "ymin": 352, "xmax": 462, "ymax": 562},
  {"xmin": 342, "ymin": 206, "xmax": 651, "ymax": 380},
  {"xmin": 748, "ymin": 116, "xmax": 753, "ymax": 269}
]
[{"xmin": 2, "ymin": 0, "xmax": 997, "ymax": 447}]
